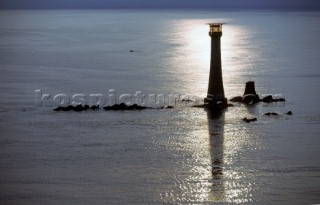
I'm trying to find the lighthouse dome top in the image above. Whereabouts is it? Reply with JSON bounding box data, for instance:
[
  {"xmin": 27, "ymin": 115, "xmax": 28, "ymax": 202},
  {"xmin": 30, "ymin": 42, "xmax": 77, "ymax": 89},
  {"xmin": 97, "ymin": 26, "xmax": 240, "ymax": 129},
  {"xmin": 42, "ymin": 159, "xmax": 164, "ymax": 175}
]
[{"xmin": 208, "ymin": 23, "xmax": 225, "ymax": 33}]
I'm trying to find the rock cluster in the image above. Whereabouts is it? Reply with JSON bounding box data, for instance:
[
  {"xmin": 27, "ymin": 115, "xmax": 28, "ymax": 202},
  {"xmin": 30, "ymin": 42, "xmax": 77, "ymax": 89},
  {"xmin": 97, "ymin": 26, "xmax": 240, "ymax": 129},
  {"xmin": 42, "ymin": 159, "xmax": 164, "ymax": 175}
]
[
  {"xmin": 242, "ymin": 117, "xmax": 257, "ymax": 123},
  {"xmin": 242, "ymin": 111, "xmax": 293, "ymax": 123},
  {"xmin": 103, "ymin": 103, "xmax": 147, "ymax": 110},
  {"xmin": 261, "ymin": 95, "xmax": 285, "ymax": 103},
  {"xmin": 264, "ymin": 112, "xmax": 279, "ymax": 116},
  {"xmin": 229, "ymin": 81, "xmax": 286, "ymax": 104},
  {"xmin": 53, "ymin": 103, "xmax": 174, "ymax": 111},
  {"xmin": 264, "ymin": 111, "xmax": 293, "ymax": 116},
  {"xmin": 54, "ymin": 105, "xmax": 92, "ymax": 111}
]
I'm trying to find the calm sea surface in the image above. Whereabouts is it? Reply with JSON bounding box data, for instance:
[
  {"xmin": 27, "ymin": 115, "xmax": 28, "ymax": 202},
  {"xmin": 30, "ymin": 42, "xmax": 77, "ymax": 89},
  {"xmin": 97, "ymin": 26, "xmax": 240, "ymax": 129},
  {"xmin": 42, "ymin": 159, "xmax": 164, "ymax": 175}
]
[{"xmin": 0, "ymin": 10, "xmax": 319, "ymax": 204}]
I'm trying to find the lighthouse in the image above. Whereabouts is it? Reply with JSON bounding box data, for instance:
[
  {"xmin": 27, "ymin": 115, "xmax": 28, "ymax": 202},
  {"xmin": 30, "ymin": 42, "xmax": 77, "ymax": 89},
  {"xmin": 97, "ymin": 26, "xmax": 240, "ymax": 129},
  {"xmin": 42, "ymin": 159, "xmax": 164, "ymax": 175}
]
[{"xmin": 205, "ymin": 23, "xmax": 227, "ymax": 108}]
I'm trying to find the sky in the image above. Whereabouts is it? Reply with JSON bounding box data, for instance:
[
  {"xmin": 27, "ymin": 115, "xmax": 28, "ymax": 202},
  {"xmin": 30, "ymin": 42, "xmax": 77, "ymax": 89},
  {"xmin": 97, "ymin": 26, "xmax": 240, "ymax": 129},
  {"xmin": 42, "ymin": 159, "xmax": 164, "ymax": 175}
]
[{"xmin": 1, "ymin": 0, "xmax": 320, "ymax": 10}]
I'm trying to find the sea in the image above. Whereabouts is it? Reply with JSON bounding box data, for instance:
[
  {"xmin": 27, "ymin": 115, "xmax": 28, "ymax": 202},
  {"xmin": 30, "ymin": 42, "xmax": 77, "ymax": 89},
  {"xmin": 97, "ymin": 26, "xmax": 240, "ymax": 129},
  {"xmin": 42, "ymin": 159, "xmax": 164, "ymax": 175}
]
[{"xmin": 0, "ymin": 9, "xmax": 319, "ymax": 204}]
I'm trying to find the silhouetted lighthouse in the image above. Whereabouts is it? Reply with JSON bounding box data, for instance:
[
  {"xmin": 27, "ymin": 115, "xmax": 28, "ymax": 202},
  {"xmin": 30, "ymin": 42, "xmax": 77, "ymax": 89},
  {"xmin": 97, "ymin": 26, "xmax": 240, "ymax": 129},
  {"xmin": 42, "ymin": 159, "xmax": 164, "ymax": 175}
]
[{"xmin": 205, "ymin": 23, "xmax": 227, "ymax": 108}]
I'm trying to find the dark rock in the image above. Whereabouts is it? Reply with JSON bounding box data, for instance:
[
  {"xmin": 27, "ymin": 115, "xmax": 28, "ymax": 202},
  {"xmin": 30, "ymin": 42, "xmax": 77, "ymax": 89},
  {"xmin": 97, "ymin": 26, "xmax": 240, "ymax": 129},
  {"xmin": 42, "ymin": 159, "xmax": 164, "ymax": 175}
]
[
  {"xmin": 180, "ymin": 99, "xmax": 193, "ymax": 102},
  {"xmin": 264, "ymin": 112, "xmax": 279, "ymax": 116},
  {"xmin": 103, "ymin": 103, "xmax": 147, "ymax": 111},
  {"xmin": 243, "ymin": 117, "xmax": 257, "ymax": 123},
  {"xmin": 54, "ymin": 105, "xmax": 89, "ymax": 111},
  {"xmin": 166, "ymin": 106, "xmax": 174, "ymax": 109},
  {"xmin": 53, "ymin": 106, "xmax": 63, "ymax": 111},
  {"xmin": 191, "ymin": 104, "xmax": 207, "ymax": 108},
  {"xmin": 262, "ymin": 95, "xmax": 286, "ymax": 103},
  {"xmin": 54, "ymin": 106, "xmax": 72, "ymax": 111},
  {"xmin": 64, "ymin": 105, "xmax": 74, "ymax": 111},
  {"xmin": 131, "ymin": 104, "xmax": 146, "ymax": 110},
  {"xmin": 73, "ymin": 105, "xmax": 84, "ymax": 111},
  {"xmin": 287, "ymin": 111, "xmax": 293, "ymax": 115},
  {"xmin": 262, "ymin": 95, "xmax": 273, "ymax": 103},
  {"xmin": 272, "ymin": 98, "xmax": 285, "ymax": 102},
  {"xmin": 229, "ymin": 96, "xmax": 243, "ymax": 102},
  {"xmin": 90, "ymin": 105, "xmax": 99, "ymax": 110}
]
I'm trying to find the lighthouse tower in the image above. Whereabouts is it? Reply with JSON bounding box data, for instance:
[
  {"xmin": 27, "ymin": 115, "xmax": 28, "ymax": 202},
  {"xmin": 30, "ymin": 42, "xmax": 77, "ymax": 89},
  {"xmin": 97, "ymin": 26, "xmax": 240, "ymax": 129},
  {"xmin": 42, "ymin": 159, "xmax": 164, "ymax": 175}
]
[{"xmin": 205, "ymin": 23, "xmax": 227, "ymax": 108}]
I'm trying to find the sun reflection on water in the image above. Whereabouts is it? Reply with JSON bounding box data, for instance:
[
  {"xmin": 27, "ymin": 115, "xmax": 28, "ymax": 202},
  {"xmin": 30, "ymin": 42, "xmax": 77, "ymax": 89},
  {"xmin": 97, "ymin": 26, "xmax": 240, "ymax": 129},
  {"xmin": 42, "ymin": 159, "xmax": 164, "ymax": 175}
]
[{"xmin": 158, "ymin": 19, "xmax": 264, "ymax": 204}]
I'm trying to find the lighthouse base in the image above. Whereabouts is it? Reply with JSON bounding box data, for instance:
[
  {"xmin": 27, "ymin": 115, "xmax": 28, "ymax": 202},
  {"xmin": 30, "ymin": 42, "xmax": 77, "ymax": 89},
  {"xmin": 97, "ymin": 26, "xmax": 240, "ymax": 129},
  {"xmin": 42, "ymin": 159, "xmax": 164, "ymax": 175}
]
[{"xmin": 204, "ymin": 97, "xmax": 228, "ymax": 110}]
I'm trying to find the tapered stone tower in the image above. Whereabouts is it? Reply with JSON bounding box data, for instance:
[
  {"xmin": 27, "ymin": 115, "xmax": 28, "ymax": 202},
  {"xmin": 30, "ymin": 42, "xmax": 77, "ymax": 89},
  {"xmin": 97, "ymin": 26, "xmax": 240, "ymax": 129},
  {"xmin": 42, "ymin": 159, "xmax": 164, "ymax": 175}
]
[{"xmin": 205, "ymin": 23, "xmax": 227, "ymax": 108}]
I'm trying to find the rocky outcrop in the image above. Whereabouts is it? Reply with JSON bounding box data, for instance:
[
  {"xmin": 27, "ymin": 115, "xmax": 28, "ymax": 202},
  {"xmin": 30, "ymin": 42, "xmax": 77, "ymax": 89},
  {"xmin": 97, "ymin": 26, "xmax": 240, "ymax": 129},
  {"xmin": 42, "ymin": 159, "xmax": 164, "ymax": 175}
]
[
  {"xmin": 264, "ymin": 112, "xmax": 279, "ymax": 116},
  {"xmin": 53, "ymin": 103, "xmax": 175, "ymax": 111},
  {"xmin": 229, "ymin": 81, "xmax": 286, "ymax": 104},
  {"xmin": 242, "ymin": 117, "xmax": 257, "ymax": 123},
  {"xmin": 54, "ymin": 105, "xmax": 90, "ymax": 111},
  {"xmin": 229, "ymin": 96, "xmax": 243, "ymax": 102},
  {"xmin": 261, "ymin": 95, "xmax": 285, "ymax": 103},
  {"xmin": 264, "ymin": 111, "xmax": 293, "ymax": 116},
  {"xmin": 103, "ymin": 103, "xmax": 147, "ymax": 110}
]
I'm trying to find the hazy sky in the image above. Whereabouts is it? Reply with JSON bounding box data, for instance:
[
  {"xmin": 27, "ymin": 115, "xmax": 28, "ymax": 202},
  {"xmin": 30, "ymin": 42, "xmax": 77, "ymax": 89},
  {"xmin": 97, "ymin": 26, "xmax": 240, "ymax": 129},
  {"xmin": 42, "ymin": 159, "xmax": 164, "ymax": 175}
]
[{"xmin": 1, "ymin": 0, "xmax": 320, "ymax": 9}]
